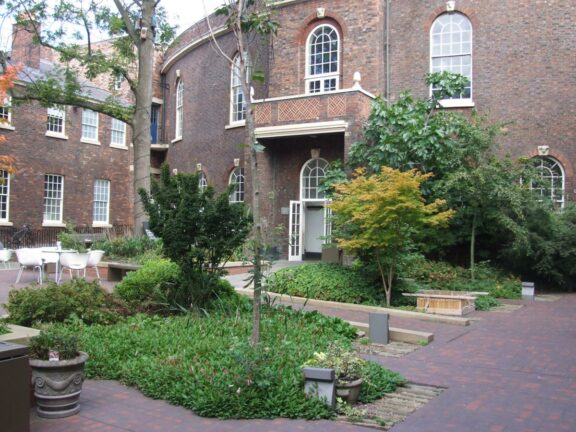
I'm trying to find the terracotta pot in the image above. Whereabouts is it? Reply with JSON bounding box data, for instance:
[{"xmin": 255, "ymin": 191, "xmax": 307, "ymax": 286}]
[
  {"xmin": 29, "ymin": 352, "xmax": 88, "ymax": 419},
  {"xmin": 335, "ymin": 377, "xmax": 363, "ymax": 405}
]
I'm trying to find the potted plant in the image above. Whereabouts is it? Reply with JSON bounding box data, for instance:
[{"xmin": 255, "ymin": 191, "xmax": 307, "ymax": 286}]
[
  {"xmin": 28, "ymin": 331, "xmax": 89, "ymax": 418},
  {"xmin": 304, "ymin": 343, "xmax": 365, "ymax": 405}
]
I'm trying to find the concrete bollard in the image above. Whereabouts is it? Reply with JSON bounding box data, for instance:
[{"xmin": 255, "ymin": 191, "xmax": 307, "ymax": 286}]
[
  {"xmin": 369, "ymin": 313, "xmax": 389, "ymax": 344},
  {"xmin": 302, "ymin": 367, "xmax": 336, "ymax": 409},
  {"xmin": 522, "ymin": 282, "xmax": 535, "ymax": 301}
]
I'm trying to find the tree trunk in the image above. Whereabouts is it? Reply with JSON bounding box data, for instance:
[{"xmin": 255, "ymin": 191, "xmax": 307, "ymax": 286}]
[
  {"xmin": 470, "ymin": 211, "xmax": 478, "ymax": 280},
  {"xmin": 131, "ymin": 0, "xmax": 155, "ymax": 234},
  {"xmin": 376, "ymin": 252, "xmax": 392, "ymax": 307}
]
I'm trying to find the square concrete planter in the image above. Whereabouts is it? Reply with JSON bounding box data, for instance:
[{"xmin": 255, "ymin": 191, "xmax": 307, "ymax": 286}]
[{"xmin": 0, "ymin": 324, "xmax": 40, "ymax": 346}]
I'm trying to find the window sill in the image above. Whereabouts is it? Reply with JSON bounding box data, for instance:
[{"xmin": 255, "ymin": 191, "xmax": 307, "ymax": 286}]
[
  {"xmin": 92, "ymin": 223, "xmax": 112, "ymax": 228},
  {"xmin": 225, "ymin": 121, "xmax": 246, "ymax": 130},
  {"xmin": 0, "ymin": 221, "xmax": 13, "ymax": 226},
  {"xmin": 438, "ymin": 99, "xmax": 475, "ymax": 108},
  {"xmin": 171, "ymin": 137, "xmax": 182, "ymax": 144},
  {"xmin": 81, "ymin": 138, "xmax": 101, "ymax": 145},
  {"xmin": 42, "ymin": 222, "xmax": 66, "ymax": 227},
  {"xmin": 0, "ymin": 124, "xmax": 15, "ymax": 131},
  {"xmin": 110, "ymin": 144, "xmax": 128, "ymax": 150},
  {"xmin": 45, "ymin": 132, "xmax": 69, "ymax": 140}
]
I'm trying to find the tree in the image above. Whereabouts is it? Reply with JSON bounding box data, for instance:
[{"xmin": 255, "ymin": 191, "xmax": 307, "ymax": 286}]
[
  {"xmin": 139, "ymin": 163, "xmax": 252, "ymax": 308},
  {"xmin": 3, "ymin": 0, "xmax": 175, "ymax": 232},
  {"xmin": 206, "ymin": 0, "xmax": 278, "ymax": 344},
  {"xmin": 330, "ymin": 167, "xmax": 453, "ymax": 306},
  {"xmin": 0, "ymin": 62, "xmax": 21, "ymax": 173}
]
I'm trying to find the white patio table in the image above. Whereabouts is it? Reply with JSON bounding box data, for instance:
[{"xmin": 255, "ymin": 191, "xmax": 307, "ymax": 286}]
[{"xmin": 41, "ymin": 248, "xmax": 77, "ymax": 284}]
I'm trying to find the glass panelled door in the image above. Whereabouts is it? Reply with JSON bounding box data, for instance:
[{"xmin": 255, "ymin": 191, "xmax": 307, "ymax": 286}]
[{"xmin": 288, "ymin": 200, "xmax": 302, "ymax": 261}]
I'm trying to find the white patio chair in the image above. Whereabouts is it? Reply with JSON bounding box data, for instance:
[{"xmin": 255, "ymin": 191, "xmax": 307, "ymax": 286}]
[
  {"xmin": 0, "ymin": 248, "xmax": 12, "ymax": 269},
  {"xmin": 41, "ymin": 247, "xmax": 60, "ymax": 281},
  {"xmin": 84, "ymin": 250, "xmax": 105, "ymax": 280},
  {"xmin": 15, "ymin": 248, "xmax": 44, "ymax": 284},
  {"xmin": 59, "ymin": 252, "xmax": 90, "ymax": 281}
]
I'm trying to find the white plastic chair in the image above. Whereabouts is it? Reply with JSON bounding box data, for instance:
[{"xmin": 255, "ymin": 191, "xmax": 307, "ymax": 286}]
[
  {"xmin": 15, "ymin": 248, "xmax": 44, "ymax": 284},
  {"xmin": 0, "ymin": 248, "xmax": 12, "ymax": 269},
  {"xmin": 59, "ymin": 252, "xmax": 89, "ymax": 281},
  {"xmin": 84, "ymin": 250, "xmax": 105, "ymax": 280},
  {"xmin": 41, "ymin": 247, "xmax": 60, "ymax": 281}
]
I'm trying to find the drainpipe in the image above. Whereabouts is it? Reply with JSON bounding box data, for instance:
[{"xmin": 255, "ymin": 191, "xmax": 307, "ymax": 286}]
[{"xmin": 384, "ymin": 0, "xmax": 391, "ymax": 105}]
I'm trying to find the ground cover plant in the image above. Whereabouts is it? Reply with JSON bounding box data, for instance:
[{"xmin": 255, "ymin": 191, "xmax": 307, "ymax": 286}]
[
  {"xmin": 55, "ymin": 305, "xmax": 404, "ymax": 419},
  {"xmin": 0, "ymin": 320, "xmax": 9, "ymax": 335},
  {"xmin": 4, "ymin": 279, "xmax": 127, "ymax": 326},
  {"xmin": 267, "ymin": 263, "xmax": 384, "ymax": 305}
]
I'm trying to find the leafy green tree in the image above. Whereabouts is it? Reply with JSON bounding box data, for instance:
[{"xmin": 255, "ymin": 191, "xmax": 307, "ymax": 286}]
[
  {"xmin": 3, "ymin": 0, "xmax": 176, "ymax": 232},
  {"xmin": 139, "ymin": 164, "xmax": 252, "ymax": 308},
  {"xmin": 207, "ymin": 0, "xmax": 278, "ymax": 343},
  {"xmin": 330, "ymin": 167, "xmax": 453, "ymax": 306}
]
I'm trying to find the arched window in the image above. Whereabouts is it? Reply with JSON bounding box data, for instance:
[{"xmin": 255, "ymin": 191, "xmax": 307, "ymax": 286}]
[
  {"xmin": 175, "ymin": 79, "xmax": 183, "ymax": 139},
  {"xmin": 430, "ymin": 13, "xmax": 472, "ymax": 101},
  {"xmin": 306, "ymin": 25, "xmax": 340, "ymax": 94},
  {"xmin": 229, "ymin": 167, "xmax": 245, "ymax": 203},
  {"xmin": 198, "ymin": 171, "xmax": 208, "ymax": 192},
  {"xmin": 301, "ymin": 158, "xmax": 329, "ymax": 200},
  {"xmin": 531, "ymin": 157, "xmax": 565, "ymax": 207},
  {"xmin": 231, "ymin": 53, "xmax": 248, "ymax": 124}
]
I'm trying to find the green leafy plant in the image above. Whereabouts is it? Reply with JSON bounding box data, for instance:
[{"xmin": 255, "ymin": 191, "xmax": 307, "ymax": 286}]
[
  {"xmin": 303, "ymin": 343, "xmax": 366, "ymax": 384},
  {"xmin": 4, "ymin": 279, "xmax": 126, "ymax": 326},
  {"xmin": 101, "ymin": 236, "xmax": 162, "ymax": 263},
  {"xmin": 474, "ymin": 295, "xmax": 501, "ymax": 311},
  {"xmin": 0, "ymin": 320, "xmax": 9, "ymax": 335},
  {"xmin": 29, "ymin": 331, "xmax": 80, "ymax": 360}
]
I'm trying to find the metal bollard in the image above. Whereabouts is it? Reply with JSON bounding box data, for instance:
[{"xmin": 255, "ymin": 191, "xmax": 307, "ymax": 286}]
[{"xmin": 521, "ymin": 282, "xmax": 535, "ymax": 301}]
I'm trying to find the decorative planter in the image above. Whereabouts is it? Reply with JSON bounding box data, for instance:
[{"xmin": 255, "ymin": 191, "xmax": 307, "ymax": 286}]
[
  {"xmin": 335, "ymin": 377, "xmax": 363, "ymax": 405},
  {"xmin": 29, "ymin": 352, "xmax": 89, "ymax": 419}
]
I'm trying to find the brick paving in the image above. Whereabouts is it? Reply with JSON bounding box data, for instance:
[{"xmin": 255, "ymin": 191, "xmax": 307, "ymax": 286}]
[{"xmin": 1, "ymin": 266, "xmax": 575, "ymax": 431}]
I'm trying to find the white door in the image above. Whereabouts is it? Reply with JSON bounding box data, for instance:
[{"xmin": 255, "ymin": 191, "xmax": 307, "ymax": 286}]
[
  {"xmin": 304, "ymin": 205, "xmax": 324, "ymax": 254},
  {"xmin": 288, "ymin": 200, "xmax": 302, "ymax": 261}
]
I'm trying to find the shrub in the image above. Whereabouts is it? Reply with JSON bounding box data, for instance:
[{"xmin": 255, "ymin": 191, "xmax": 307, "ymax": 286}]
[
  {"xmin": 29, "ymin": 331, "xmax": 79, "ymax": 360},
  {"xmin": 114, "ymin": 259, "xmax": 181, "ymax": 307},
  {"xmin": 0, "ymin": 320, "xmax": 9, "ymax": 335},
  {"xmin": 60, "ymin": 306, "xmax": 403, "ymax": 419},
  {"xmin": 102, "ymin": 236, "xmax": 163, "ymax": 263},
  {"xmin": 5, "ymin": 279, "xmax": 125, "ymax": 326},
  {"xmin": 474, "ymin": 295, "xmax": 501, "ymax": 311},
  {"xmin": 267, "ymin": 263, "xmax": 384, "ymax": 305}
]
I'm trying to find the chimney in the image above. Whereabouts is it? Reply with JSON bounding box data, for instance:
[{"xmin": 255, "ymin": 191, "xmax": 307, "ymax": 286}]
[{"xmin": 11, "ymin": 15, "xmax": 41, "ymax": 69}]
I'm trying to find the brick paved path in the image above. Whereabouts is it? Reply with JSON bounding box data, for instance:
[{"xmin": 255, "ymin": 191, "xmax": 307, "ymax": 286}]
[{"xmin": 1, "ymin": 267, "xmax": 574, "ymax": 431}]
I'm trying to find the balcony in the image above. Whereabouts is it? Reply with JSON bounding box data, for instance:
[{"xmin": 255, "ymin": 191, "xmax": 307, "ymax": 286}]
[{"xmin": 253, "ymin": 88, "xmax": 374, "ymax": 139}]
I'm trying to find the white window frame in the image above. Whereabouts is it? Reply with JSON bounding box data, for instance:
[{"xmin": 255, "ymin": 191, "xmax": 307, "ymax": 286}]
[
  {"xmin": 110, "ymin": 118, "xmax": 127, "ymax": 148},
  {"xmin": 305, "ymin": 24, "xmax": 340, "ymax": 95},
  {"xmin": 43, "ymin": 174, "xmax": 64, "ymax": 225},
  {"xmin": 114, "ymin": 73, "xmax": 124, "ymax": 91},
  {"xmin": 531, "ymin": 157, "xmax": 565, "ymax": 208},
  {"xmin": 229, "ymin": 167, "xmax": 245, "ymax": 203},
  {"xmin": 0, "ymin": 97, "xmax": 14, "ymax": 130},
  {"xmin": 174, "ymin": 79, "xmax": 183, "ymax": 141},
  {"xmin": 46, "ymin": 106, "xmax": 67, "ymax": 139},
  {"xmin": 230, "ymin": 53, "xmax": 248, "ymax": 126},
  {"xmin": 93, "ymin": 179, "xmax": 110, "ymax": 226},
  {"xmin": 430, "ymin": 12, "xmax": 474, "ymax": 107},
  {"xmin": 300, "ymin": 158, "xmax": 329, "ymax": 201},
  {"xmin": 0, "ymin": 170, "xmax": 11, "ymax": 223},
  {"xmin": 81, "ymin": 109, "xmax": 100, "ymax": 144}
]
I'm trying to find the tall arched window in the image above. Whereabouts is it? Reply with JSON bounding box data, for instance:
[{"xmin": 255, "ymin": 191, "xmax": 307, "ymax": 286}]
[
  {"xmin": 231, "ymin": 53, "xmax": 247, "ymax": 124},
  {"xmin": 229, "ymin": 167, "xmax": 245, "ymax": 203},
  {"xmin": 430, "ymin": 13, "xmax": 472, "ymax": 102},
  {"xmin": 175, "ymin": 79, "xmax": 183, "ymax": 140},
  {"xmin": 198, "ymin": 171, "xmax": 208, "ymax": 192},
  {"xmin": 306, "ymin": 25, "xmax": 340, "ymax": 94},
  {"xmin": 301, "ymin": 158, "xmax": 329, "ymax": 200},
  {"xmin": 531, "ymin": 157, "xmax": 565, "ymax": 207}
]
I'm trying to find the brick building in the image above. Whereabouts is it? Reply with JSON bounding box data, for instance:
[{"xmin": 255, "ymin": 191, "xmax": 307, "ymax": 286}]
[
  {"xmin": 0, "ymin": 25, "xmax": 134, "ymax": 243},
  {"xmin": 159, "ymin": 0, "xmax": 575, "ymax": 260}
]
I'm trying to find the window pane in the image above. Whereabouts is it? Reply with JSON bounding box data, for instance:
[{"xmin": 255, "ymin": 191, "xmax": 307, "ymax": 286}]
[
  {"xmin": 82, "ymin": 109, "xmax": 98, "ymax": 141},
  {"xmin": 111, "ymin": 118, "xmax": 126, "ymax": 146},
  {"xmin": 0, "ymin": 170, "xmax": 9, "ymax": 220},
  {"xmin": 93, "ymin": 179, "xmax": 110, "ymax": 223},
  {"xmin": 43, "ymin": 175, "xmax": 63, "ymax": 222}
]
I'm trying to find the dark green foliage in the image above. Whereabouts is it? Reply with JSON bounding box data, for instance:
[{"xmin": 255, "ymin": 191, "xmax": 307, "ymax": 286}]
[
  {"xmin": 101, "ymin": 236, "xmax": 162, "ymax": 263},
  {"xmin": 29, "ymin": 331, "xmax": 79, "ymax": 360},
  {"xmin": 359, "ymin": 362, "xmax": 406, "ymax": 403},
  {"xmin": 114, "ymin": 259, "xmax": 181, "ymax": 308},
  {"xmin": 139, "ymin": 164, "xmax": 252, "ymax": 308},
  {"xmin": 474, "ymin": 295, "xmax": 501, "ymax": 311},
  {"xmin": 267, "ymin": 263, "xmax": 384, "ymax": 305},
  {"xmin": 61, "ymin": 306, "xmax": 401, "ymax": 419},
  {"xmin": 5, "ymin": 279, "xmax": 126, "ymax": 326},
  {"xmin": 0, "ymin": 320, "xmax": 9, "ymax": 335}
]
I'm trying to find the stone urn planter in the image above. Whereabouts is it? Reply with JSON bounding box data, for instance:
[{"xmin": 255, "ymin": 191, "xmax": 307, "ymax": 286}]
[
  {"xmin": 30, "ymin": 351, "xmax": 89, "ymax": 418},
  {"xmin": 336, "ymin": 377, "xmax": 363, "ymax": 405}
]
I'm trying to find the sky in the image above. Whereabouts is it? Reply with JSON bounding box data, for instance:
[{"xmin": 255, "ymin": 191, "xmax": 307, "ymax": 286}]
[{"xmin": 0, "ymin": 0, "xmax": 224, "ymax": 50}]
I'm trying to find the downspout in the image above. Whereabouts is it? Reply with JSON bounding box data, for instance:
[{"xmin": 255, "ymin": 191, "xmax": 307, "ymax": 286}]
[{"xmin": 385, "ymin": 0, "xmax": 391, "ymax": 105}]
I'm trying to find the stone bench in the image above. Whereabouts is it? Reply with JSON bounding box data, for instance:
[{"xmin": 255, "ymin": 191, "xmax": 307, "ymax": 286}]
[
  {"xmin": 106, "ymin": 262, "xmax": 142, "ymax": 282},
  {"xmin": 403, "ymin": 290, "xmax": 480, "ymax": 316}
]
